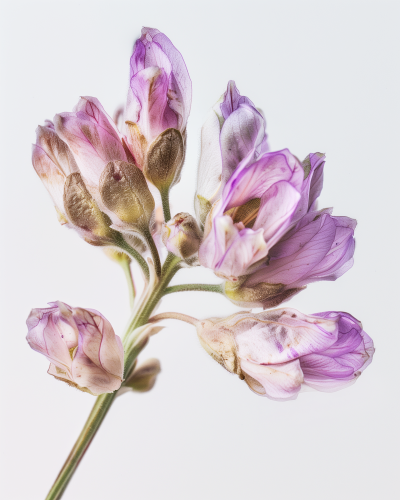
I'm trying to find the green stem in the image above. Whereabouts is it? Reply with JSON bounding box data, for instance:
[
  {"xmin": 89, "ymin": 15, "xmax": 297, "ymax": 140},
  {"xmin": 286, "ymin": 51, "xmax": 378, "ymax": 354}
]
[
  {"xmin": 45, "ymin": 392, "xmax": 116, "ymax": 500},
  {"xmin": 45, "ymin": 253, "xmax": 181, "ymax": 500},
  {"xmin": 142, "ymin": 228, "xmax": 162, "ymax": 277},
  {"xmin": 163, "ymin": 283, "xmax": 224, "ymax": 296},
  {"xmin": 160, "ymin": 187, "xmax": 171, "ymax": 222},
  {"xmin": 120, "ymin": 259, "xmax": 136, "ymax": 308},
  {"xmin": 115, "ymin": 237, "xmax": 150, "ymax": 281}
]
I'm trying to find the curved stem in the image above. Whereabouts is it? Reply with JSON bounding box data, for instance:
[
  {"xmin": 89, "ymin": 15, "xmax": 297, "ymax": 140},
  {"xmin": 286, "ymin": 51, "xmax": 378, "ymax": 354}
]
[
  {"xmin": 45, "ymin": 253, "xmax": 182, "ymax": 500},
  {"xmin": 149, "ymin": 311, "xmax": 199, "ymax": 326},
  {"xmin": 163, "ymin": 283, "xmax": 224, "ymax": 296},
  {"xmin": 120, "ymin": 259, "xmax": 136, "ymax": 308},
  {"xmin": 115, "ymin": 237, "xmax": 150, "ymax": 281},
  {"xmin": 45, "ymin": 392, "xmax": 116, "ymax": 500},
  {"xmin": 142, "ymin": 228, "xmax": 162, "ymax": 277},
  {"xmin": 160, "ymin": 187, "xmax": 171, "ymax": 222}
]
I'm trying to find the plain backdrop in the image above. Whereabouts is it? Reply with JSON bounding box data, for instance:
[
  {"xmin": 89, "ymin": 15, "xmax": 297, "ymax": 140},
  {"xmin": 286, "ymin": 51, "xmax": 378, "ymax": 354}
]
[{"xmin": 1, "ymin": 1, "xmax": 399, "ymax": 499}]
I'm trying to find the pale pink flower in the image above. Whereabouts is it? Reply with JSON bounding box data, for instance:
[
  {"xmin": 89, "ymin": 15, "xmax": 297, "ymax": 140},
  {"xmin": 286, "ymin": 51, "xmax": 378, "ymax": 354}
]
[{"xmin": 26, "ymin": 302, "xmax": 124, "ymax": 396}]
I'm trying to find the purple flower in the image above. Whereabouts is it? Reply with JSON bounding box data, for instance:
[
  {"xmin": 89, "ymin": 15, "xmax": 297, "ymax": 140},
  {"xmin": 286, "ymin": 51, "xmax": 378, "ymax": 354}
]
[
  {"xmin": 198, "ymin": 147, "xmax": 356, "ymax": 306},
  {"xmin": 196, "ymin": 308, "xmax": 374, "ymax": 401},
  {"xmin": 124, "ymin": 27, "xmax": 192, "ymax": 171},
  {"xmin": 195, "ymin": 81, "xmax": 269, "ymax": 225},
  {"xmin": 199, "ymin": 148, "xmax": 304, "ymax": 281},
  {"xmin": 26, "ymin": 302, "xmax": 124, "ymax": 396}
]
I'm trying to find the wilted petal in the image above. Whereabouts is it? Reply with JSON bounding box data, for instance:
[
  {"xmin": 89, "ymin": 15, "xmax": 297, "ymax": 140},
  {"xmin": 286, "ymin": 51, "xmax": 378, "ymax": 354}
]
[{"xmin": 241, "ymin": 358, "xmax": 303, "ymax": 400}]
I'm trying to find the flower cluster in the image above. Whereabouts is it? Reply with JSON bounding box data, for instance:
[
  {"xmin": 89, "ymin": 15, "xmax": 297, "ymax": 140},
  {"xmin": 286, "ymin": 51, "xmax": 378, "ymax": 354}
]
[{"xmin": 28, "ymin": 27, "xmax": 373, "ymax": 403}]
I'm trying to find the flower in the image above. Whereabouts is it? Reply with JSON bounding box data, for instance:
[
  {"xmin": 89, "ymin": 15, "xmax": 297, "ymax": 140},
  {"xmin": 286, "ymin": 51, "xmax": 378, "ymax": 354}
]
[
  {"xmin": 195, "ymin": 80, "xmax": 269, "ymax": 226},
  {"xmin": 124, "ymin": 27, "xmax": 192, "ymax": 190},
  {"xmin": 54, "ymin": 97, "xmax": 155, "ymax": 234},
  {"xmin": 161, "ymin": 212, "xmax": 202, "ymax": 260},
  {"xmin": 26, "ymin": 302, "xmax": 124, "ymax": 396},
  {"xmin": 32, "ymin": 122, "xmax": 118, "ymax": 246},
  {"xmin": 198, "ymin": 147, "xmax": 356, "ymax": 306},
  {"xmin": 196, "ymin": 308, "xmax": 374, "ymax": 401},
  {"xmin": 226, "ymin": 208, "xmax": 356, "ymax": 308},
  {"xmin": 199, "ymin": 148, "xmax": 304, "ymax": 281}
]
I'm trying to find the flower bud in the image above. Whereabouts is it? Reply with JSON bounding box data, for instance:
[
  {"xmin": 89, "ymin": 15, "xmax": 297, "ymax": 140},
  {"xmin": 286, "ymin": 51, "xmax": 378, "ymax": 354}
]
[
  {"xmin": 144, "ymin": 128, "xmax": 185, "ymax": 191},
  {"xmin": 32, "ymin": 123, "xmax": 118, "ymax": 246},
  {"xmin": 161, "ymin": 212, "xmax": 202, "ymax": 260},
  {"xmin": 26, "ymin": 302, "xmax": 124, "ymax": 396},
  {"xmin": 64, "ymin": 172, "xmax": 119, "ymax": 245},
  {"xmin": 99, "ymin": 160, "xmax": 155, "ymax": 231},
  {"xmin": 120, "ymin": 358, "xmax": 161, "ymax": 394},
  {"xmin": 124, "ymin": 28, "xmax": 192, "ymax": 172},
  {"xmin": 195, "ymin": 308, "xmax": 374, "ymax": 401}
]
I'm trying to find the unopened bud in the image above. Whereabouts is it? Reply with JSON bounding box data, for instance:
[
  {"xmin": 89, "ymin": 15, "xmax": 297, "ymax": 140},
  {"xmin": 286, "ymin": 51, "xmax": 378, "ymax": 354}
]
[
  {"xmin": 224, "ymin": 278, "xmax": 303, "ymax": 309},
  {"xmin": 99, "ymin": 160, "xmax": 155, "ymax": 230},
  {"xmin": 162, "ymin": 213, "xmax": 202, "ymax": 260},
  {"xmin": 120, "ymin": 358, "xmax": 161, "ymax": 394},
  {"xmin": 64, "ymin": 173, "xmax": 118, "ymax": 245},
  {"xmin": 144, "ymin": 128, "xmax": 184, "ymax": 191}
]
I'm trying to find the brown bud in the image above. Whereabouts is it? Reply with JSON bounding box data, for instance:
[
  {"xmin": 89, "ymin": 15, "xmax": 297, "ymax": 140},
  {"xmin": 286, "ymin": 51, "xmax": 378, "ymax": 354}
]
[
  {"xmin": 122, "ymin": 358, "xmax": 161, "ymax": 393},
  {"xmin": 99, "ymin": 160, "xmax": 155, "ymax": 229},
  {"xmin": 144, "ymin": 128, "xmax": 184, "ymax": 191},
  {"xmin": 63, "ymin": 172, "xmax": 116, "ymax": 245},
  {"xmin": 161, "ymin": 213, "xmax": 202, "ymax": 260}
]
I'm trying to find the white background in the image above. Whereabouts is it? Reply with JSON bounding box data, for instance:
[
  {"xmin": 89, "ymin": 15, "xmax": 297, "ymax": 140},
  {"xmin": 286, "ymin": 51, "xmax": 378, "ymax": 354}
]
[{"xmin": 1, "ymin": 1, "xmax": 399, "ymax": 499}]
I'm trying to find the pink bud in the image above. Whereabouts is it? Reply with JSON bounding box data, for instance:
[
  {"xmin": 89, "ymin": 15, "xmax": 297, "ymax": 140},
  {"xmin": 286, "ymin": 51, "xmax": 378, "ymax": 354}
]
[{"xmin": 26, "ymin": 302, "xmax": 124, "ymax": 396}]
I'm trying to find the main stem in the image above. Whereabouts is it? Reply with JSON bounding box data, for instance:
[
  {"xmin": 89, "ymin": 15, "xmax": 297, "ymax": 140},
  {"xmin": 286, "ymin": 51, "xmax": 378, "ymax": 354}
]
[
  {"xmin": 45, "ymin": 253, "xmax": 181, "ymax": 500},
  {"xmin": 45, "ymin": 392, "xmax": 116, "ymax": 500}
]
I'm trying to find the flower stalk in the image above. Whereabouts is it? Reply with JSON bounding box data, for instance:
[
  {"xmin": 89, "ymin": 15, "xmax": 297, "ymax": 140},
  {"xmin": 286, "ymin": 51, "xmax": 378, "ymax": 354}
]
[{"xmin": 44, "ymin": 252, "xmax": 181, "ymax": 500}]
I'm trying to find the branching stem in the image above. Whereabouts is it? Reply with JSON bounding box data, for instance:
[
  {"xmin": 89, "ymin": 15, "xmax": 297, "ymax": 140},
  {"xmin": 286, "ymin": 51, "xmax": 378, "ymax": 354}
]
[
  {"xmin": 149, "ymin": 311, "xmax": 199, "ymax": 326},
  {"xmin": 163, "ymin": 283, "xmax": 224, "ymax": 296}
]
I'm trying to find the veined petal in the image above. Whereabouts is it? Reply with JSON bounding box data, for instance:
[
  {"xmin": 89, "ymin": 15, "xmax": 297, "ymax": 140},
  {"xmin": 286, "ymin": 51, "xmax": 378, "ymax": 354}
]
[
  {"xmin": 54, "ymin": 97, "xmax": 127, "ymax": 190},
  {"xmin": 223, "ymin": 149, "xmax": 303, "ymax": 211},
  {"xmin": 232, "ymin": 308, "xmax": 338, "ymax": 365},
  {"xmin": 220, "ymin": 103, "xmax": 267, "ymax": 185},
  {"xmin": 241, "ymin": 358, "xmax": 303, "ymax": 400},
  {"xmin": 130, "ymin": 66, "xmax": 178, "ymax": 143},
  {"xmin": 248, "ymin": 214, "xmax": 336, "ymax": 285},
  {"xmin": 253, "ymin": 181, "xmax": 301, "ymax": 247}
]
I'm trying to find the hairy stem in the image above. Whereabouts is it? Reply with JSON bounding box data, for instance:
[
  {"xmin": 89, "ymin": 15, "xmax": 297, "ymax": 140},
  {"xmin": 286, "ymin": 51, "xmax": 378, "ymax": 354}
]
[
  {"xmin": 45, "ymin": 253, "xmax": 182, "ymax": 500},
  {"xmin": 160, "ymin": 187, "xmax": 171, "ymax": 222},
  {"xmin": 149, "ymin": 311, "xmax": 199, "ymax": 326},
  {"xmin": 142, "ymin": 228, "xmax": 162, "ymax": 277},
  {"xmin": 115, "ymin": 237, "xmax": 150, "ymax": 281},
  {"xmin": 120, "ymin": 259, "xmax": 136, "ymax": 308},
  {"xmin": 163, "ymin": 283, "xmax": 224, "ymax": 296}
]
